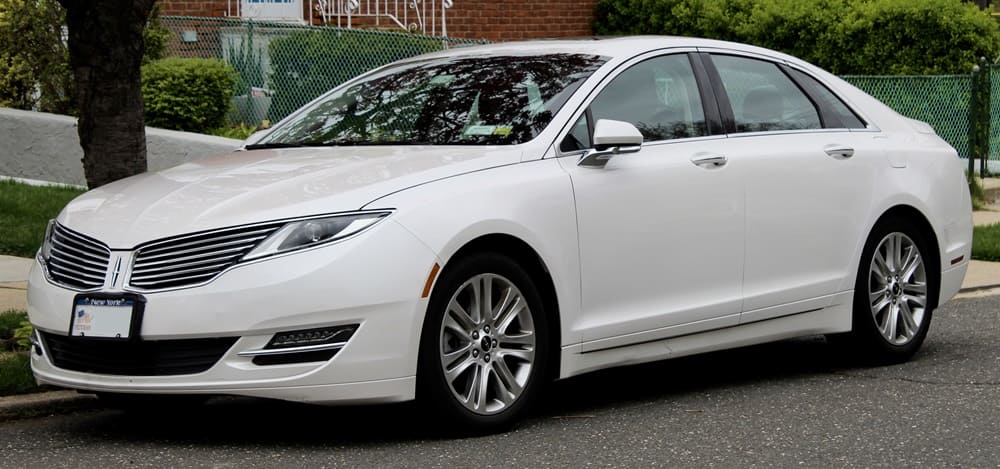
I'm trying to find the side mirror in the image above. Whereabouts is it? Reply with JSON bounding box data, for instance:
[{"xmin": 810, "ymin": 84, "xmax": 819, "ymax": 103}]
[{"xmin": 578, "ymin": 119, "xmax": 643, "ymax": 167}]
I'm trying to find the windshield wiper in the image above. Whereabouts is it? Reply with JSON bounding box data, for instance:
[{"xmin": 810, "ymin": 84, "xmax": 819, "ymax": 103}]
[{"xmin": 243, "ymin": 142, "xmax": 312, "ymax": 150}]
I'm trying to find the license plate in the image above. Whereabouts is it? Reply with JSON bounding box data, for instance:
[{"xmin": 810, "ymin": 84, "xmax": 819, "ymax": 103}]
[{"xmin": 70, "ymin": 297, "xmax": 137, "ymax": 339}]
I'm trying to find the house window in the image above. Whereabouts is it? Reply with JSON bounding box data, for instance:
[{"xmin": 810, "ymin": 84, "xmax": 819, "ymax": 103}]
[{"xmin": 240, "ymin": 0, "xmax": 303, "ymax": 22}]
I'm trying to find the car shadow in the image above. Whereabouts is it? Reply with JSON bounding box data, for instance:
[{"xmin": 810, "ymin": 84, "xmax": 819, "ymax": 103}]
[{"xmin": 63, "ymin": 335, "xmax": 892, "ymax": 445}]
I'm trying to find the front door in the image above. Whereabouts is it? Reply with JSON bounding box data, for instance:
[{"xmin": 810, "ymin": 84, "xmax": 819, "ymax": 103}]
[{"xmin": 559, "ymin": 53, "xmax": 745, "ymax": 352}]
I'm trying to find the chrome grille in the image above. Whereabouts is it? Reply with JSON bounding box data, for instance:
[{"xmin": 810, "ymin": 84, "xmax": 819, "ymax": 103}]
[
  {"xmin": 47, "ymin": 224, "xmax": 110, "ymax": 290},
  {"xmin": 129, "ymin": 223, "xmax": 283, "ymax": 290}
]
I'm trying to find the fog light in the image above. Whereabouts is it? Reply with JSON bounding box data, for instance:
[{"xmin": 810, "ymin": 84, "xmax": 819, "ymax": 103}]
[{"xmin": 265, "ymin": 325, "xmax": 357, "ymax": 350}]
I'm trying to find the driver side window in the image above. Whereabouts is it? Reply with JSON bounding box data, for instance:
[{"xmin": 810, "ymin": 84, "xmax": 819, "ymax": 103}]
[
  {"xmin": 559, "ymin": 54, "xmax": 708, "ymax": 152},
  {"xmin": 591, "ymin": 54, "xmax": 708, "ymax": 142}
]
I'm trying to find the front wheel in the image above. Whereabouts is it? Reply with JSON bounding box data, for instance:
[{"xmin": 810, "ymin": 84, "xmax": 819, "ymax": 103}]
[
  {"xmin": 844, "ymin": 218, "xmax": 936, "ymax": 363},
  {"xmin": 417, "ymin": 252, "xmax": 549, "ymax": 433}
]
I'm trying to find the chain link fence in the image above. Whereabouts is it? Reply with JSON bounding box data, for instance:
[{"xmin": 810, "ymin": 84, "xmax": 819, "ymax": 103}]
[
  {"xmin": 158, "ymin": 16, "xmax": 999, "ymax": 173},
  {"xmin": 161, "ymin": 16, "xmax": 485, "ymax": 125},
  {"xmin": 843, "ymin": 75, "xmax": 973, "ymax": 159}
]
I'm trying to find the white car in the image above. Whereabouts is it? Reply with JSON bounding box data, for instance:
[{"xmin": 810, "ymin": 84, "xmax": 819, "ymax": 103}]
[{"xmin": 27, "ymin": 36, "xmax": 972, "ymax": 431}]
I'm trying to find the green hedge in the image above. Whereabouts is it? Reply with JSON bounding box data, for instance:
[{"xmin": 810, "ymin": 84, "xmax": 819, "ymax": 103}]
[
  {"xmin": 593, "ymin": 0, "xmax": 1000, "ymax": 75},
  {"xmin": 268, "ymin": 29, "xmax": 445, "ymax": 122},
  {"xmin": 141, "ymin": 57, "xmax": 236, "ymax": 133}
]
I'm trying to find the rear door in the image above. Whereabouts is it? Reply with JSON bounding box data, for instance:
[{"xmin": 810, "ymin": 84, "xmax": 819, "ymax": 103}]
[{"xmin": 699, "ymin": 52, "xmax": 880, "ymax": 322}]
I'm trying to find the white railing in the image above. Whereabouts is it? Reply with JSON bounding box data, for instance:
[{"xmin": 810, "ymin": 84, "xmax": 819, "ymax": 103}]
[
  {"xmin": 226, "ymin": 0, "xmax": 453, "ymax": 36},
  {"xmin": 313, "ymin": 0, "xmax": 454, "ymax": 37}
]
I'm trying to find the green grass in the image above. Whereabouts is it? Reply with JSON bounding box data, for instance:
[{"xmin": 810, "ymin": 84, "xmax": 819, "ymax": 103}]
[
  {"xmin": 972, "ymin": 223, "xmax": 1000, "ymax": 262},
  {"xmin": 0, "ymin": 179, "xmax": 85, "ymax": 257},
  {"xmin": 0, "ymin": 310, "xmax": 39, "ymax": 396},
  {"xmin": 0, "ymin": 352, "xmax": 38, "ymax": 395}
]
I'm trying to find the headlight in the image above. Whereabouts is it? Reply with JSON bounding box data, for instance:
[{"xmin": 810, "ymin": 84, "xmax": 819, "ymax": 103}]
[
  {"xmin": 38, "ymin": 219, "xmax": 55, "ymax": 262},
  {"xmin": 242, "ymin": 211, "xmax": 391, "ymax": 261}
]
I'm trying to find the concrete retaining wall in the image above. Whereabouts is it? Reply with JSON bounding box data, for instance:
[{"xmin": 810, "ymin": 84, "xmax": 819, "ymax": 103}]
[{"xmin": 0, "ymin": 107, "xmax": 243, "ymax": 186}]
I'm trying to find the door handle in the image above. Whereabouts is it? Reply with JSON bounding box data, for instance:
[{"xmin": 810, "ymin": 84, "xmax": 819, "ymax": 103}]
[
  {"xmin": 824, "ymin": 146, "xmax": 855, "ymax": 158},
  {"xmin": 690, "ymin": 153, "xmax": 728, "ymax": 168}
]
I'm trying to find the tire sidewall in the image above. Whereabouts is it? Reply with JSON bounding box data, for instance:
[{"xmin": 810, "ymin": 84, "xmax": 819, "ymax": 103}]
[{"xmin": 417, "ymin": 252, "xmax": 549, "ymax": 431}]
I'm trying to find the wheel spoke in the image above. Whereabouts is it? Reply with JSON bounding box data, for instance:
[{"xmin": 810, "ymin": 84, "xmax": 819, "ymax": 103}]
[
  {"xmin": 499, "ymin": 330, "xmax": 535, "ymax": 347},
  {"xmin": 872, "ymin": 251, "xmax": 890, "ymax": 281},
  {"xmin": 903, "ymin": 282, "xmax": 927, "ymax": 295},
  {"xmin": 491, "ymin": 359, "xmax": 521, "ymax": 404},
  {"xmin": 444, "ymin": 355, "xmax": 476, "ymax": 384},
  {"xmin": 889, "ymin": 235, "xmax": 902, "ymax": 271},
  {"xmin": 869, "ymin": 287, "xmax": 888, "ymax": 306},
  {"xmin": 447, "ymin": 299, "xmax": 476, "ymax": 333},
  {"xmin": 499, "ymin": 347, "xmax": 535, "ymax": 364},
  {"xmin": 442, "ymin": 342, "xmax": 472, "ymax": 365},
  {"xmin": 468, "ymin": 279, "xmax": 483, "ymax": 325},
  {"xmin": 898, "ymin": 301, "xmax": 918, "ymax": 337},
  {"xmin": 885, "ymin": 303, "xmax": 899, "ymax": 341},
  {"xmin": 491, "ymin": 286, "xmax": 515, "ymax": 325},
  {"xmin": 871, "ymin": 295, "xmax": 891, "ymax": 315},
  {"xmin": 479, "ymin": 276, "xmax": 493, "ymax": 325},
  {"xmin": 495, "ymin": 295, "xmax": 525, "ymax": 335},
  {"xmin": 900, "ymin": 249, "xmax": 921, "ymax": 282},
  {"xmin": 903, "ymin": 293, "xmax": 926, "ymax": 309},
  {"xmin": 474, "ymin": 363, "xmax": 490, "ymax": 411}
]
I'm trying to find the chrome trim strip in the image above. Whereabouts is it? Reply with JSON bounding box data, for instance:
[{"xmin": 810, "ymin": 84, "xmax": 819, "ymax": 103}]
[{"xmin": 237, "ymin": 341, "xmax": 348, "ymax": 357}]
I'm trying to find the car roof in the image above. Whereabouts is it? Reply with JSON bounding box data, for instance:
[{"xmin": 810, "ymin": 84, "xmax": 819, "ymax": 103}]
[{"xmin": 405, "ymin": 36, "xmax": 802, "ymax": 66}]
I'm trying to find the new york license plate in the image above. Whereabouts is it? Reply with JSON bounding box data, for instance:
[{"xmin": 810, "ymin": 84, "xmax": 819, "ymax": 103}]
[{"xmin": 70, "ymin": 297, "xmax": 136, "ymax": 339}]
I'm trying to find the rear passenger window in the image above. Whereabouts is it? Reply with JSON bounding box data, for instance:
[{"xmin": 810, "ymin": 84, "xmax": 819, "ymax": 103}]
[
  {"xmin": 712, "ymin": 55, "xmax": 821, "ymax": 133},
  {"xmin": 786, "ymin": 68, "xmax": 866, "ymax": 129}
]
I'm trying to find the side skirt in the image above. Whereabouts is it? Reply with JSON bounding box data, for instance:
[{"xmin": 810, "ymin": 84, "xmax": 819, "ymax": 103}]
[{"xmin": 558, "ymin": 295, "xmax": 853, "ymax": 380}]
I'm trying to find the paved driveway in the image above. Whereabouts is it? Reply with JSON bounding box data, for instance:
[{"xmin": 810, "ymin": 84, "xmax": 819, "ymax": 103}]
[{"xmin": 1, "ymin": 295, "xmax": 998, "ymax": 468}]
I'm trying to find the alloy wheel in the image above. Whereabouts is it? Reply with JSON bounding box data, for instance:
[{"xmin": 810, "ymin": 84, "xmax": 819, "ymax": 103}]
[
  {"xmin": 868, "ymin": 232, "xmax": 928, "ymax": 345},
  {"xmin": 438, "ymin": 273, "xmax": 536, "ymax": 415}
]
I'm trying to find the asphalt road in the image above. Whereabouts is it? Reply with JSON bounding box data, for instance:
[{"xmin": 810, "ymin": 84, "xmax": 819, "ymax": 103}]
[{"xmin": 2, "ymin": 294, "xmax": 999, "ymax": 468}]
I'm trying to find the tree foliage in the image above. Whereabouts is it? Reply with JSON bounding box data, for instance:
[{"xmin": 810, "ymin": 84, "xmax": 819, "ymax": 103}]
[
  {"xmin": 0, "ymin": 0, "xmax": 73, "ymax": 114},
  {"xmin": 593, "ymin": 0, "xmax": 1000, "ymax": 75},
  {"xmin": 0, "ymin": 0, "xmax": 168, "ymax": 116}
]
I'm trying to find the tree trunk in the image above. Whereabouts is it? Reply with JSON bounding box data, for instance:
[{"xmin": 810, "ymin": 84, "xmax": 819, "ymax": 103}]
[{"xmin": 58, "ymin": 0, "xmax": 157, "ymax": 188}]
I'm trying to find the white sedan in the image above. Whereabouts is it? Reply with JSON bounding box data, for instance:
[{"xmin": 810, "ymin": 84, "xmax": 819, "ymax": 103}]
[{"xmin": 27, "ymin": 36, "xmax": 972, "ymax": 431}]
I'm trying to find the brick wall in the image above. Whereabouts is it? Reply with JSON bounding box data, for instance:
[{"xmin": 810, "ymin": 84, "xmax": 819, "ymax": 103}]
[
  {"xmin": 161, "ymin": 0, "xmax": 230, "ymax": 18},
  {"xmin": 161, "ymin": 0, "xmax": 597, "ymax": 41},
  {"xmin": 447, "ymin": 0, "xmax": 596, "ymax": 41}
]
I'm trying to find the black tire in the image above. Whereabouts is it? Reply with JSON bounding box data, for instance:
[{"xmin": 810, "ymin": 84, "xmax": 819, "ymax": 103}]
[
  {"xmin": 842, "ymin": 216, "xmax": 937, "ymax": 364},
  {"xmin": 417, "ymin": 252, "xmax": 549, "ymax": 434}
]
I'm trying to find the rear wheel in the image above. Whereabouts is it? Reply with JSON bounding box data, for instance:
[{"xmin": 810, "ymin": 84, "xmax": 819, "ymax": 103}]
[
  {"xmin": 844, "ymin": 218, "xmax": 936, "ymax": 363},
  {"xmin": 417, "ymin": 252, "xmax": 549, "ymax": 433}
]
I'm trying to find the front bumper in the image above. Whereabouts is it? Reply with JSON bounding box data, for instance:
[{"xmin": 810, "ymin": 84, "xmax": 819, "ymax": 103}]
[{"xmin": 27, "ymin": 220, "xmax": 438, "ymax": 404}]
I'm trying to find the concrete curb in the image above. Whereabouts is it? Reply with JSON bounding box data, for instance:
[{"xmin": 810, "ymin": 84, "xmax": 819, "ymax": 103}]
[
  {"xmin": 959, "ymin": 283, "xmax": 1000, "ymax": 293},
  {"xmin": 0, "ymin": 389, "xmax": 97, "ymax": 422}
]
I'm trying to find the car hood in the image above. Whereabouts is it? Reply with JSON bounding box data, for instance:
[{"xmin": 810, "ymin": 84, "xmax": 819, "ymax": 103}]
[{"xmin": 59, "ymin": 146, "xmax": 521, "ymax": 248}]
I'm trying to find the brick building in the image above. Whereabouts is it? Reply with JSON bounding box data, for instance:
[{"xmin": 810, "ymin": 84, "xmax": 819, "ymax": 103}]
[{"xmin": 160, "ymin": 0, "xmax": 597, "ymax": 41}]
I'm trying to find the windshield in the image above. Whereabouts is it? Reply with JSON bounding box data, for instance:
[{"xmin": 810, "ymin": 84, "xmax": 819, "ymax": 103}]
[{"xmin": 251, "ymin": 53, "xmax": 607, "ymax": 148}]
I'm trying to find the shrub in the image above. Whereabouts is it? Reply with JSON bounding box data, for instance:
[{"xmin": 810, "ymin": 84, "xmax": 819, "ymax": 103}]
[
  {"xmin": 268, "ymin": 29, "xmax": 444, "ymax": 122},
  {"xmin": 142, "ymin": 57, "xmax": 236, "ymax": 133},
  {"xmin": 593, "ymin": 0, "xmax": 1000, "ymax": 75}
]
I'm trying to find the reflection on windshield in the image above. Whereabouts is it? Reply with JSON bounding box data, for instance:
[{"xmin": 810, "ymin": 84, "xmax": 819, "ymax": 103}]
[{"xmin": 253, "ymin": 53, "xmax": 607, "ymax": 148}]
